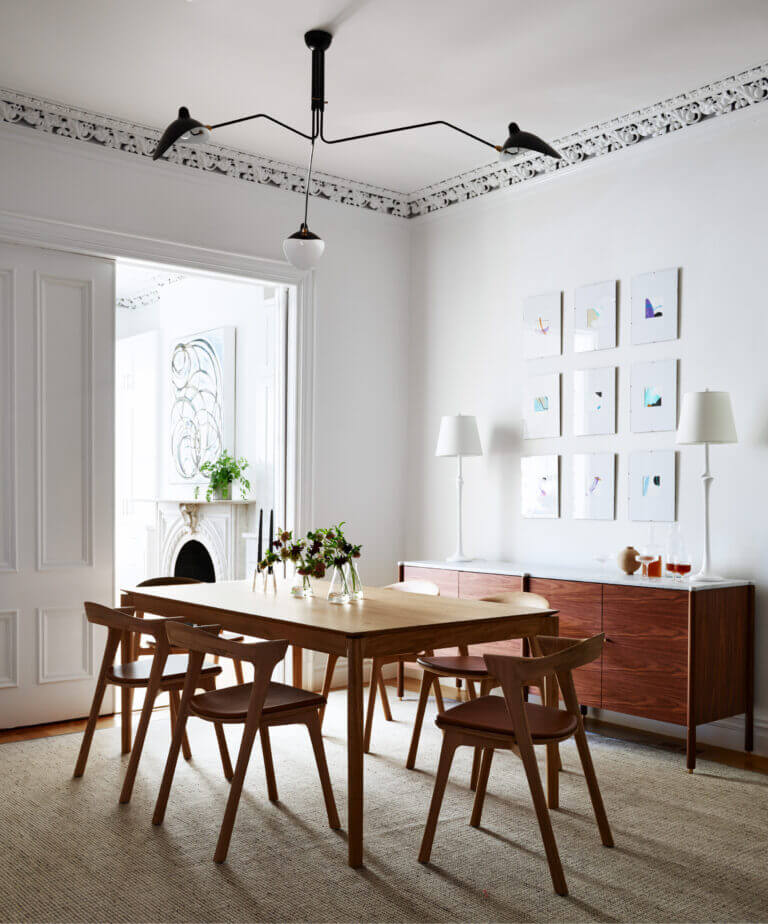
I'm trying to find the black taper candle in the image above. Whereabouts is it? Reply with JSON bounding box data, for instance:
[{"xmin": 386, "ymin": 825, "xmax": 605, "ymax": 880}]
[
  {"xmin": 268, "ymin": 508, "xmax": 274, "ymax": 573},
  {"xmin": 257, "ymin": 508, "xmax": 263, "ymax": 565}
]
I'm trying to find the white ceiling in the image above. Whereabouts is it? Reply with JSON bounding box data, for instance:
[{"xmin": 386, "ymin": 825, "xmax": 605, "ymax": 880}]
[{"xmin": 1, "ymin": 0, "xmax": 767, "ymax": 192}]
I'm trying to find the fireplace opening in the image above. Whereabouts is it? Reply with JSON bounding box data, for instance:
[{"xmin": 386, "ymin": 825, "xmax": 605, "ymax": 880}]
[{"xmin": 174, "ymin": 539, "xmax": 216, "ymax": 583}]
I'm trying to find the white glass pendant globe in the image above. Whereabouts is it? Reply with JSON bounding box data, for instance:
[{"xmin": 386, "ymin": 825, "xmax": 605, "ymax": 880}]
[{"xmin": 283, "ymin": 224, "xmax": 325, "ymax": 270}]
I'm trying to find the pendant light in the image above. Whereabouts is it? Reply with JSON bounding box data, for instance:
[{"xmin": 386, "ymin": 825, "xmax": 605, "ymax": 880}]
[{"xmin": 151, "ymin": 30, "xmax": 561, "ymax": 271}]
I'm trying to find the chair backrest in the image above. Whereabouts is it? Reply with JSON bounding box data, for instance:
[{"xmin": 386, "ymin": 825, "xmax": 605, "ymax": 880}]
[
  {"xmin": 84, "ymin": 601, "xmax": 184, "ymax": 641},
  {"xmin": 385, "ymin": 580, "xmax": 440, "ymax": 596},
  {"xmin": 137, "ymin": 576, "xmax": 203, "ymax": 587},
  {"xmin": 166, "ymin": 621, "xmax": 288, "ymax": 669},
  {"xmin": 480, "ymin": 590, "xmax": 549, "ymax": 610},
  {"xmin": 485, "ymin": 634, "xmax": 605, "ymax": 716}
]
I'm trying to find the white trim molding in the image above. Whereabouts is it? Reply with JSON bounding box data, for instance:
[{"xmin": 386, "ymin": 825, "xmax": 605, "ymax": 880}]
[
  {"xmin": 0, "ymin": 610, "xmax": 19, "ymax": 688},
  {"xmin": 1, "ymin": 61, "xmax": 767, "ymax": 218}
]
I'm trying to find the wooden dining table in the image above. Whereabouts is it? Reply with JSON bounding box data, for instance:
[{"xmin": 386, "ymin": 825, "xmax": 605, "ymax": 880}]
[{"xmin": 120, "ymin": 580, "xmax": 560, "ymax": 867}]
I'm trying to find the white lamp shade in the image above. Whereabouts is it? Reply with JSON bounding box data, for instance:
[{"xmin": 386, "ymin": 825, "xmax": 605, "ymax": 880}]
[
  {"xmin": 283, "ymin": 234, "xmax": 325, "ymax": 270},
  {"xmin": 676, "ymin": 390, "xmax": 737, "ymax": 444},
  {"xmin": 435, "ymin": 414, "xmax": 483, "ymax": 457}
]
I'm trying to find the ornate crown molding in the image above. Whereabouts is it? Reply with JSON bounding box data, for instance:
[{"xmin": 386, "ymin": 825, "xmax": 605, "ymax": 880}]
[
  {"xmin": 1, "ymin": 61, "xmax": 767, "ymax": 220},
  {"xmin": 116, "ymin": 271, "xmax": 185, "ymax": 310}
]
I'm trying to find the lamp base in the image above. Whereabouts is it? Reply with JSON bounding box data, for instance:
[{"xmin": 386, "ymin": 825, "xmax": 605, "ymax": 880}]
[{"xmin": 447, "ymin": 553, "xmax": 473, "ymax": 563}]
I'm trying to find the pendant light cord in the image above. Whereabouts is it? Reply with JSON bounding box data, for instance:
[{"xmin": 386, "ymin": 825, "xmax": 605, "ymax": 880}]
[{"xmin": 301, "ymin": 110, "xmax": 319, "ymax": 230}]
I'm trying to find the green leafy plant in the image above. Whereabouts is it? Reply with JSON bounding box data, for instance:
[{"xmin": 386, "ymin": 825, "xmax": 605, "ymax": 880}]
[{"xmin": 199, "ymin": 451, "xmax": 251, "ymax": 502}]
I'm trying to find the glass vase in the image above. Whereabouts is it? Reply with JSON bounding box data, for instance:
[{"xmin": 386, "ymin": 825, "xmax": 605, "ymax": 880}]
[
  {"xmin": 291, "ymin": 569, "xmax": 313, "ymax": 598},
  {"xmin": 348, "ymin": 560, "xmax": 364, "ymax": 601},
  {"xmin": 327, "ymin": 564, "xmax": 351, "ymax": 604}
]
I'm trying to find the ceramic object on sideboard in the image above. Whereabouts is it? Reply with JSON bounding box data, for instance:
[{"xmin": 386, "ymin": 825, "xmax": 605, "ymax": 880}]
[{"xmin": 618, "ymin": 546, "xmax": 642, "ymax": 575}]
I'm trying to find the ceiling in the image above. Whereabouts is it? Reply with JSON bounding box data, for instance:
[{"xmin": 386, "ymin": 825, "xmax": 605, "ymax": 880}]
[{"xmin": 1, "ymin": 0, "xmax": 767, "ymax": 192}]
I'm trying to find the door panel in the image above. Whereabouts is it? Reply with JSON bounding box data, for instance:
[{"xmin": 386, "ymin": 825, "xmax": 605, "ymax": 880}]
[
  {"xmin": 0, "ymin": 243, "xmax": 114, "ymax": 728},
  {"xmin": 528, "ymin": 577, "xmax": 602, "ymax": 707},
  {"xmin": 602, "ymin": 586, "xmax": 688, "ymax": 725}
]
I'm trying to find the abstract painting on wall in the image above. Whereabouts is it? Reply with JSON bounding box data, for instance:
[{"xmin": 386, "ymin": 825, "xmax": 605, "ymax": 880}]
[
  {"xmin": 572, "ymin": 452, "xmax": 615, "ymax": 520},
  {"xmin": 629, "ymin": 450, "xmax": 676, "ymax": 521},
  {"xmin": 574, "ymin": 366, "xmax": 616, "ymax": 436},
  {"xmin": 630, "ymin": 358, "xmax": 677, "ymax": 432},
  {"xmin": 168, "ymin": 326, "xmax": 236, "ymax": 483},
  {"xmin": 573, "ymin": 280, "xmax": 617, "ymax": 352},
  {"xmin": 631, "ymin": 267, "xmax": 679, "ymax": 344},
  {"xmin": 522, "ymin": 291, "xmax": 562, "ymax": 359},
  {"xmin": 521, "ymin": 455, "xmax": 560, "ymax": 518},
  {"xmin": 523, "ymin": 372, "xmax": 561, "ymax": 439}
]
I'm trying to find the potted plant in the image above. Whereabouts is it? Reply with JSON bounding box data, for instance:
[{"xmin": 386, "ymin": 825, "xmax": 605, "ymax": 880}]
[{"xmin": 198, "ymin": 451, "xmax": 251, "ymax": 502}]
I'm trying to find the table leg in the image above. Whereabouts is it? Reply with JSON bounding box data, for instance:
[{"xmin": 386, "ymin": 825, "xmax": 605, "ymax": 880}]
[
  {"xmin": 346, "ymin": 637, "xmax": 364, "ymax": 867},
  {"xmin": 545, "ymin": 615, "xmax": 560, "ymax": 808},
  {"xmin": 292, "ymin": 646, "xmax": 303, "ymax": 689}
]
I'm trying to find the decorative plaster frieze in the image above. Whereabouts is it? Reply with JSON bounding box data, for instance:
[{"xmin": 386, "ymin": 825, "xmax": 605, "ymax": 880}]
[
  {"xmin": 116, "ymin": 271, "xmax": 184, "ymax": 310},
  {"xmin": 2, "ymin": 60, "xmax": 767, "ymax": 219}
]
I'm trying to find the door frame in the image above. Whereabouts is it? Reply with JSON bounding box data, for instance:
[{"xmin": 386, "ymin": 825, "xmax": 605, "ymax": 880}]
[{"xmin": 0, "ymin": 208, "xmax": 316, "ymax": 581}]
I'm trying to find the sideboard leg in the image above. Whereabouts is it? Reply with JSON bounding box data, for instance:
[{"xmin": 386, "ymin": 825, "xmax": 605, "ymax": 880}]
[
  {"xmin": 745, "ymin": 584, "xmax": 755, "ymax": 752},
  {"xmin": 686, "ymin": 724, "xmax": 696, "ymax": 773}
]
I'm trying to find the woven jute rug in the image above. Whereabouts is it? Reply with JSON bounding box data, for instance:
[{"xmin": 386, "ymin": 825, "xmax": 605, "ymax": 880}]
[{"xmin": 0, "ymin": 690, "xmax": 765, "ymax": 923}]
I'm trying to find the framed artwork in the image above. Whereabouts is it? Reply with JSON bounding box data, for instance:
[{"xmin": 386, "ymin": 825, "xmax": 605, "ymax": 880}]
[
  {"xmin": 574, "ymin": 366, "xmax": 616, "ymax": 436},
  {"xmin": 630, "ymin": 358, "xmax": 677, "ymax": 432},
  {"xmin": 572, "ymin": 453, "xmax": 615, "ymax": 520},
  {"xmin": 522, "ymin": 291, "xmax": 562, "ymax": 359},
  {"xmin": 629, "ymin": 450, "xmax": 676, "ymax": 521},
  {"xmin": 521, "ymin": 455, "xmax": 559, "ymax": 518},
  {"xmin": 631, "ymin": 267, "xmax": 679, "ymax": 345},
  {"xmin": 168, "ymin": 326, "xmax": 236, "ymax": 483},
  {"xmin": 573, "ymin": 279, "xmax": 617, "ymax": 352},
  {"xmin": 523, "ymin": 373, "xmax": 561, "ymax": 439}
]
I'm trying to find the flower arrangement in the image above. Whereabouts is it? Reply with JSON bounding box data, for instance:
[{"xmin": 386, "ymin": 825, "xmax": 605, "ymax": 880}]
[
  {"xmin": 256, "ymin": 521, "xmax": 362, "ymax": 599},
  {"xmin": 197, "ymin": 451, "xmax": 251, "ymax": 502}
]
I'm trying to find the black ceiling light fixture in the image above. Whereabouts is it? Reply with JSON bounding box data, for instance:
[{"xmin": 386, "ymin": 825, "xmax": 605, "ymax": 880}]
[{"xmin": 152, "ymin": 29, "xmax": 562, "ymax": 270}]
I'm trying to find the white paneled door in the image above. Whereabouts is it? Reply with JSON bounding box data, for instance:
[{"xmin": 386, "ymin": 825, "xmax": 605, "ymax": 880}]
[{"xmin": 0, "ymin": 243, "xmax": 114, "ymax": 728}]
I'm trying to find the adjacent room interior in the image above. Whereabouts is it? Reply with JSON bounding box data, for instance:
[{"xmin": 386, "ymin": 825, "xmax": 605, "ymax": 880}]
[{"xmin": 0, "ymin": 2, "xmax": 767, "ymax": 922}]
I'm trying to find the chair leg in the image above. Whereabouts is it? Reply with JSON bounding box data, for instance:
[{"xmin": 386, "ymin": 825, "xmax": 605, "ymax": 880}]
[
  {"xmin": 213, "ymin": 716, "xmax": 262, "ymax": 863},
  {"xmin": 74, "ymin": 630, "xmax": 121, "ymax": 777},
  {"xmin": 318, "ymin": 654, "xmax": 338, "ymax": 729},
  {"xmin": 306, "ymin": 712, "xmax": 341, "ymax": 829},
  {"xmin": 406, "ymin": 670, "xmax": 436, "ymax": 770},
  {"xmin": 470, "ymin": 679, "xmax": 494, "ymax": 790},
  {"xmin": 364, "ymin": 659, "xmax": 382, "ymax": 753},
  {"xmin": 214, "ymin": 722, "xmax": 234, "ymax": 781},
  {"xmin": 397, "ymin": 659, "xmax": 405, "ymax": 699},
  {"xmin": 260, "ymin": 725, "xmax": 279, "ymax": 802},
  {"xmin": 470, "ymin": 747, "xmax": 494, "ymax": 828},
  {"xmin": 169, "ymin": 689, "xmax": 192, "ymax": 761},
  {"xmin": 433, "ymin": 677, "xmax": 445, "ymax": 714},
  {"xmin": 152, "ymin": 666, "xmax": 201, "ymax": 826},
  {"xmin": 212, "ymin": 654, "xmax": 220, "ymax": 665},
  {"xmin": 378, "ymin": 669, "xmax": 393, "ymax": 721},
  {"xmin": 233, "ymin": 659, "xmax": 245, "ymax": 686},
  {"xmin": 517, "ymin": 736, "xmax": 568, "ymax": 896},
  {"xmin": 120, "ymin": 632, "xmax": 134, "ymax": 754},
  {"xmin": 418, "ymin": 733, "xmax": 459, "ymax": 864},
  {"xmin": 573, "ymin": 724, "xmax": 614, "ymax": 847}
]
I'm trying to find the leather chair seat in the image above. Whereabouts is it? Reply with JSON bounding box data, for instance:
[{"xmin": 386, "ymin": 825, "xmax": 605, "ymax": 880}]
[
  {"xmin": 437, "ymin": 694, "xmax": 577, "ymax": 741},
  {"xmin": 417, "ymin": 654, "xmax": 491, "ymax": 677},
  {"xmin": 190, "ymin": 681, "xmax": 325, "ymax": 722},
  {"xmin": 108, "ymin": 654, "xmax": 222, "ymax": 686}
]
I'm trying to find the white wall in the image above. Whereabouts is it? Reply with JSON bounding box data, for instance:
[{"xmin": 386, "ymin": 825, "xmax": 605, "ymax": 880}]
[
  {"xmin": 0, "ymin": 125, "xmax": 411, "ymax": 586},
  {"xmin": 406, "ymin": 107, "xmax": 768, "ymax": 751}
]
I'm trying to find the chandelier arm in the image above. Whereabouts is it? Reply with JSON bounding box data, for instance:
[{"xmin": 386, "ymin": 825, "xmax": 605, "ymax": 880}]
[
  {"xmin": 319, "ymin": 114, "xmax": 498, "ymax": 150},
  {"xmin": 208, "ymin": 112, "xmax": 315, "ymax": 141}
]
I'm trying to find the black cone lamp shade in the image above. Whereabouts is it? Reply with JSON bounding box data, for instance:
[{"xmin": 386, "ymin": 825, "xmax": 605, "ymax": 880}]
[
  {"xmin": 499, "ymin": 122, "xmax": 561, "ymax": 161},
  {"xmin": 152, "ymin": 107, "xmax": 212, "ymax": 160}
]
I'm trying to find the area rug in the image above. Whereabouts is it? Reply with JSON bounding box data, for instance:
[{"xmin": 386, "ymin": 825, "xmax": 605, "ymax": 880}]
[{"xmin": 0, "ymin": 691, "xmax": 765, "ymax": 923}]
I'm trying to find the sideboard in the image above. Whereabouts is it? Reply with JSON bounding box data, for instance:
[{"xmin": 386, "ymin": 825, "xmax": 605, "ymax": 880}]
[{"xmin": 398, "ymin": 560, "xmax": 754, "ymax": 771}]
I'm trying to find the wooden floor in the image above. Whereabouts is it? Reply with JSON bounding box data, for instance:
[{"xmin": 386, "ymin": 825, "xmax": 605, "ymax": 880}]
[{"xmin": 2, "ymin": 679, "xmax": 766, "ymax": 776}]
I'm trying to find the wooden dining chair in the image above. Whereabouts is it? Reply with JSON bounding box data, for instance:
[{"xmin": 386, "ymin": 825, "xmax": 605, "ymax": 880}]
[
  {"xmin": 152, "ymin": 623, "xmax": 340, "ymax": 863},
  {"xmin": 406, "ymin": 591, "xmax": 552, "ymax": 786},
  {"xmin": 318, "ymin": 580, "xmax": 441, "ymax": 754},
  {"xmin": 74, "ymin": 603, "xmax": 231, "ymax": 801},
  {"xmin": 136, "ymin": 576, "xmax": 247, "ymax": 682},
  {"xmin": 418, "ymin": 635, "xmax": 614, "ymax": 896}
]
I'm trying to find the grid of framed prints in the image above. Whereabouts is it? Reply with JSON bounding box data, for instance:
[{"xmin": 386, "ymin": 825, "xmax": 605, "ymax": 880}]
[{"xmin": 521, "ymin": 267, "xmax": 680, "ymax": 522}]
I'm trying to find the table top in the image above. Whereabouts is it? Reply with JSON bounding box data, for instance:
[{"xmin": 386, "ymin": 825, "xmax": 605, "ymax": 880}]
[
  {"xmin": 400, "ymin": 560, "xmax": 752, "ymax": 592},
  {"xmin": 122, "ymin": 580, "xmax": 557, "ymax": 639}
]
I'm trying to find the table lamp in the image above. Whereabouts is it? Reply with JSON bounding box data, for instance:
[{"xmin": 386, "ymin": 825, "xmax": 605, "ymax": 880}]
[
  {"xmin": 435, "ymin": 414, "xmax": 483, "ymax": 562},
  {"xmin": 676, "ymin": 389, "xmax": 737, "ymax": 581}
]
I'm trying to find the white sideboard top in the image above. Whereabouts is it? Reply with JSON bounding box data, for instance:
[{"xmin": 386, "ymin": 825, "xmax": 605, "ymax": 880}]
[{"xmin": 399, "ymin": 559, "xmax": 751, "ymax": 592}]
